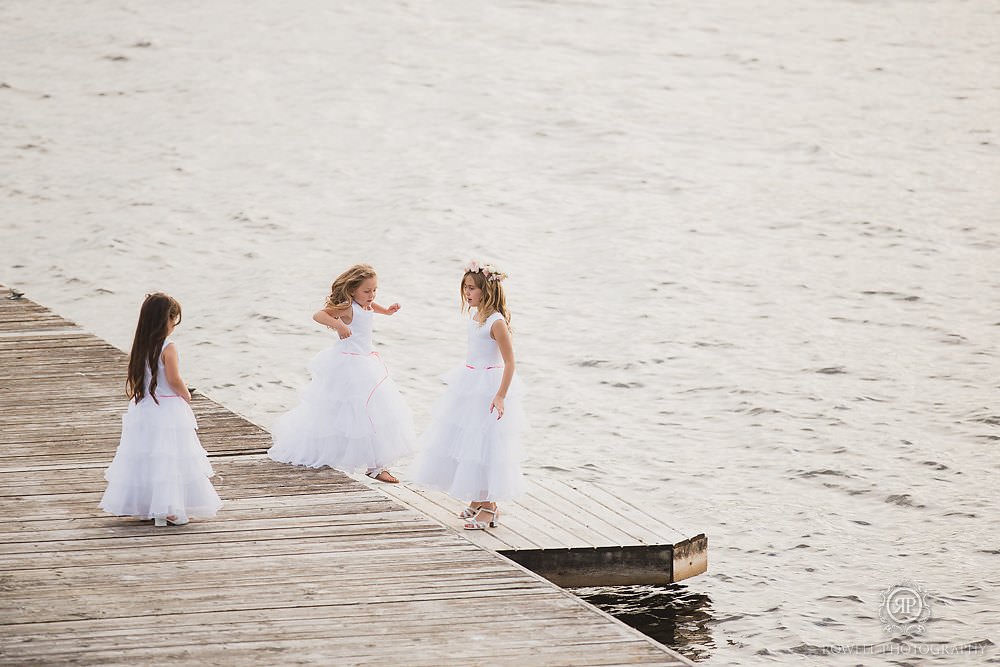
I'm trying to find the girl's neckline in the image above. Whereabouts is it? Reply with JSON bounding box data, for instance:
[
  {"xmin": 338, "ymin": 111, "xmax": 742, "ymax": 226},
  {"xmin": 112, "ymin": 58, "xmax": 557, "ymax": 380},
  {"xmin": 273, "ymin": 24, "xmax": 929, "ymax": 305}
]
[{"xmin": 472, "ymin": 310, "xmax": 500, "ymax": 326}]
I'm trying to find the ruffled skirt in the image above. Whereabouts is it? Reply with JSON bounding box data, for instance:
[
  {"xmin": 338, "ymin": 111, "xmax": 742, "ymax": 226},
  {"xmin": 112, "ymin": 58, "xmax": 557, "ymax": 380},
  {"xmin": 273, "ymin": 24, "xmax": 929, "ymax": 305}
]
[
  {"xmin": 414, "ymin": 366, "xmax": 527, "ymax": 501},
  {"xmin": 268, "ymin": 347, "xmax": 416, "ymax": 471},
  {"xmin": 99, "ymin": 396, "xmax": 222, "ymax": 520}
]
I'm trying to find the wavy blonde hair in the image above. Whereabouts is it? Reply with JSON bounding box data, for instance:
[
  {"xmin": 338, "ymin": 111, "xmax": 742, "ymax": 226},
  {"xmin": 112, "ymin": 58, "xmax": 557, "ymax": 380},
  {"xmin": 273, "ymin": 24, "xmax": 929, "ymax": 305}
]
[
  {"xmin": 461, "ymin": 270, "xmax": 511, "ymax": 328},
  {"xmin": 325, "ymin": 264, "xmax": 377, "ymax": 309}
]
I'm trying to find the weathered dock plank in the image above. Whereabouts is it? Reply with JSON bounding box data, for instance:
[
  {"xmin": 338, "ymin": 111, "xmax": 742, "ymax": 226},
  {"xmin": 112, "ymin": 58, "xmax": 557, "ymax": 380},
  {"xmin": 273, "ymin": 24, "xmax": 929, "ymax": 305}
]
[
  {"xmin": 0, "ymin": 287, "xmax": 694, "ymax": 666},
  {"xmin": 377, "ymin": 478, "xmax": 708, "ymax": 587}
]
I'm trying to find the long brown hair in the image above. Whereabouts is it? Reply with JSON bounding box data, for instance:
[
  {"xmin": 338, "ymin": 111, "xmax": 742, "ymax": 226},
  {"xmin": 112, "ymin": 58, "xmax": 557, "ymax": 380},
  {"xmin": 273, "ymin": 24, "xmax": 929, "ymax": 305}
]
[
  {"xmin": 126, "ymin": 292, "xmax": 182, "ymax": 404},
  {"xmin": 461, "ymin": 271, "xmax": 511, "ymax": 328},
  {"xmin": 325, "ymin": 264, "xmax": 377, "ymax": 309}
]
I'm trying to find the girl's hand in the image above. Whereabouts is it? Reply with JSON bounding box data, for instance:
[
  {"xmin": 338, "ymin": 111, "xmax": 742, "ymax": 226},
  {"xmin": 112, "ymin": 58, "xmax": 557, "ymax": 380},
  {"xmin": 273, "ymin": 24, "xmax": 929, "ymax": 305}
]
[
  {"xmin": 489, "ymin": 394, "xmax": 505, "ymax": 420},
  {"xmin": 336, "ymin": 326, "xmax": 352, "ymax": 339},
  {"xmin": 386, "ymin": 303, "xmax": 401, "ymax": 315}
]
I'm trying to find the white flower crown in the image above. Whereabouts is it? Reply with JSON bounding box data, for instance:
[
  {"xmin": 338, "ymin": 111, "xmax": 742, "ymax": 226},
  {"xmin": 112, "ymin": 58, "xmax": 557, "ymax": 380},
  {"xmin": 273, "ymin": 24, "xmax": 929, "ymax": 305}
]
[{"xmin": 463, "ymin": 259, "xmax": 508, "ymax": 283}]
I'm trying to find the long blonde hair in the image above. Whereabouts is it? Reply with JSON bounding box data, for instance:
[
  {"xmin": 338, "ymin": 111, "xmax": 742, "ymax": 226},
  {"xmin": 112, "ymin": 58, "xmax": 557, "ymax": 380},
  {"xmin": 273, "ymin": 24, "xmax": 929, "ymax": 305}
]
[
  {"xmin": 325, "ymin": 264, "xmax": 377, "ymax": 309},
  {"xmin": 461, "ymin": 270, "xmax": 511, "ymax": 328}
]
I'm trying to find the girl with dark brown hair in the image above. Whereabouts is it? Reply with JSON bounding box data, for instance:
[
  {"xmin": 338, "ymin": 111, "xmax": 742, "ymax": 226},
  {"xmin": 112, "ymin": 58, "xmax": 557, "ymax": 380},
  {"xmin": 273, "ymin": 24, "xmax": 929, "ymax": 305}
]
[{"xmin": 99, "ymin": 293, "xmax": 222, "ymax": 526}]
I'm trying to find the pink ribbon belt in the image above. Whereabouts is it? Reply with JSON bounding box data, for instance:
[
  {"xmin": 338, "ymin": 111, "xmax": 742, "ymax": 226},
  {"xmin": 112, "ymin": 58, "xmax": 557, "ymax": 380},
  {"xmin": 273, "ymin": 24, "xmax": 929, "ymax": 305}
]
[
  {"xmin": 342, "ymin": 351, "xmax": 390, "ymax": 432},
  {"xmin": 465, "ymin": 364, "xmax": 503, "ymax": 370}
]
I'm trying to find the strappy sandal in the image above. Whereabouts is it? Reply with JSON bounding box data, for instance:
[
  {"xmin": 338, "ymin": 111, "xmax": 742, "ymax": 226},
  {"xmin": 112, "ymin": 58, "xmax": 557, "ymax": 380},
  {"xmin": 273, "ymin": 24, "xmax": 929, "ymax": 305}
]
[
  {"xmin": 365, "ymin": 469, "xmax": 400, "ymax": 483},
  {"xmin": 459, "ymin": 504, "xmax": 482, "ymax": 519},
  {"xmin": 464, "ymin": 506, "xmax": 499, "ymax": 530}
]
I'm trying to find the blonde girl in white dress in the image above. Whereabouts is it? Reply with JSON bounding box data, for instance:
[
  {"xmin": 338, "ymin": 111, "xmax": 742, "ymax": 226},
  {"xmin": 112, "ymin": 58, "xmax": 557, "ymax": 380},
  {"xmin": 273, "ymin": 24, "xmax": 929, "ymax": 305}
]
[
  {"xmin": 414, "ymin": 260, "xmax": 527, "ymax": 529},
  {"xmin": 268, "ymin": 264, "xmax": 415, "ymax": 482}
]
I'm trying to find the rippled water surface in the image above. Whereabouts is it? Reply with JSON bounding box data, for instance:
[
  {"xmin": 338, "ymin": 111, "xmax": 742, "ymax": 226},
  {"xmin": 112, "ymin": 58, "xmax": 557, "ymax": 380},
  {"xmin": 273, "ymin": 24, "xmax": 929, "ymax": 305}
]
[{"xmin": 2, "ymin": 1, "xmax": 999, "ymax": 663}]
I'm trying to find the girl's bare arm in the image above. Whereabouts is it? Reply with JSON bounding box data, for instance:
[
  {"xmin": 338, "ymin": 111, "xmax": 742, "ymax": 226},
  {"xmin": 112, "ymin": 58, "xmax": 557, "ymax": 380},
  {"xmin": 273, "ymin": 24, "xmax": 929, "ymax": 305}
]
[
  {"xmin": 162, "ymin": 344, "xmax": 192, "ymax": 402},
  {"xmin": 313, "ymin": 306, "xmax": 353, "ymax": 338},
  {"xmin": 490, "ymin": 319, "xmax": 515, "ymax": 419}
]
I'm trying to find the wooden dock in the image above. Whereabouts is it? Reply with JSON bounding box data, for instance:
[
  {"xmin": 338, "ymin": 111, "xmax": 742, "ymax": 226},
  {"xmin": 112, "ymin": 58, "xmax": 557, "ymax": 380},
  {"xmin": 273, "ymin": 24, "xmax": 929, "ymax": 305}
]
[
  {"xmin": 378, "ymin": 480, "xmax": 707, "ymax": 588},
  {"xmin": 0, "ymin": 285, "xmax": 695, "ymax": 666}
]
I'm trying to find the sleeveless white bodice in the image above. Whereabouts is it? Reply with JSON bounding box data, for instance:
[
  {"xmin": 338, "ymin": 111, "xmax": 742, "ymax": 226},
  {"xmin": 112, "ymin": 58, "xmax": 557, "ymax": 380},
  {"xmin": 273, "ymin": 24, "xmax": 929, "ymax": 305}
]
[
  {"xmin": 466, "ymin": 311, "xmax": 504, "ymax": 368},
  {"xmin": 340, "ymin": 301, "xmax": 374, "ymax": 354},
  {"xmin": 141, "ymin": 338, "xmax": 178, "ymax": 399}
]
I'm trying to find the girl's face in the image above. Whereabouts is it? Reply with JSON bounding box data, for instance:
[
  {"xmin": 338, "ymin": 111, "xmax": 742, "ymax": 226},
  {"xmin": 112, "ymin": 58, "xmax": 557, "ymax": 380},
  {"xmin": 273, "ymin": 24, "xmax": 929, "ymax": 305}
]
[
  {"xmin": 463, "ymin": 275, "xmax": 483, "ymax": 308},
  {"xmin": 165, "ymin": 314, "xmax": 179, "ymax": 336},
  {"xmin": 353, "ymin": 277, "xmax": 378, "ymax": 308}
]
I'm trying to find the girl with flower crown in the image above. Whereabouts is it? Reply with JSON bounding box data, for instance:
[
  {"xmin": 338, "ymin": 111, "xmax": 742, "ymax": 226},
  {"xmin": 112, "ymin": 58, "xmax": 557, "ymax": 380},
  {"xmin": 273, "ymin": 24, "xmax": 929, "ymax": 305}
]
[{"xmin": 413, "ymin": 260, "xmax": 527, "ymax": 529}]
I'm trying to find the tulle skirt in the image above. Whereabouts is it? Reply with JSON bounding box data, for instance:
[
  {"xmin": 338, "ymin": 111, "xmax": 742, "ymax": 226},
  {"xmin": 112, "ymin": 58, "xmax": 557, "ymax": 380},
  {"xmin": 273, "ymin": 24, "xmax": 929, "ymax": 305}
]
[
  {"xmin": 414, "ymin": 366, "xmax": 527, "ymax": 502},
  {"xmin": 99, "ymin": 396, "xmax": 222, "ymax": 520},
  {"xmin": 267, "ymin": 347, "xmax": 416, "ymax": 472}
]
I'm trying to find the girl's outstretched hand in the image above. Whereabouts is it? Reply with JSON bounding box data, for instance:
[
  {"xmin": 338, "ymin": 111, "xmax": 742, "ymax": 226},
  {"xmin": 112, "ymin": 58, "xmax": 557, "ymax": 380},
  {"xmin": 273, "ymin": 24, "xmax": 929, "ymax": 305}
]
[
  {"xmin": 335, "ymin": 325, "xmax": 352, "ymax": 340},
  {"xmin": 386, "ymin": 303, "xmax": 401, "ymax": 315},
  {"xmin": 490, "ymin": 395, "xmax": 505, "ymax": 420}
]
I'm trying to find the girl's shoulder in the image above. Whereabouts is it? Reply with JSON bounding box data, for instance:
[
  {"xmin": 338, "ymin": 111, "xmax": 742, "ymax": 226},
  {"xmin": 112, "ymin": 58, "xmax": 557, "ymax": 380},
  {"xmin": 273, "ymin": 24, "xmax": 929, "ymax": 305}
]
[
  {"xmin": 325, "ymin": 302, "xmax": 353, "ymax": 314},
  {"xmin": 477, "ymin": 311, "xmax": 507, "ymax": 333},
  {"xmin": 160, "ymin": 338, "xmax": 177, "ymax": 361},
  {"xmin": 323, "ymin": 303, "xmax": 354, "ymax": 319}
]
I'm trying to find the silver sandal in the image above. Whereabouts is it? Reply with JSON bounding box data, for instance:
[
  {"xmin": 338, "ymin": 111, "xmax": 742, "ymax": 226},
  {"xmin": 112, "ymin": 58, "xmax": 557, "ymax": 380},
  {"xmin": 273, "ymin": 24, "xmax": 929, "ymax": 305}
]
[{"xmin": 463, "ymin": 506, "xmax": 499, "ymax": 530}]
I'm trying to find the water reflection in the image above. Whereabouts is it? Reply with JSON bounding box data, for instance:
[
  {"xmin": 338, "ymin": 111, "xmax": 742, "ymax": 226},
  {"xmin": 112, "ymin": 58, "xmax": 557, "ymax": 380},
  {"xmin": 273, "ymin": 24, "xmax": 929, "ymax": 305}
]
[{"xmin": 573, "ymin": 584, "xmax": 716, "ymax": 662}]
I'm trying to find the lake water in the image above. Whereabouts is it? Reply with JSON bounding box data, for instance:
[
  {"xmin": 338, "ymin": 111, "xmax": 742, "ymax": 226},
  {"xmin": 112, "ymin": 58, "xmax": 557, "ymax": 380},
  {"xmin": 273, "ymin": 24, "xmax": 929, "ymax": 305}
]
[{"xmin": 2, "ymin": 1, "xmax": 998, "ymax": 663}]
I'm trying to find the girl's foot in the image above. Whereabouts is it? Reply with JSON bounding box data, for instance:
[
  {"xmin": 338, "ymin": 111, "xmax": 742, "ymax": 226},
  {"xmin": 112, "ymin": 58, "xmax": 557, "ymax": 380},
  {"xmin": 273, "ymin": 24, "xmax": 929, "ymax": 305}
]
[
  {"xmin": 366, "ymin": 469, "xmax": 400, "ymax": 483},
  {"xmin": 459, "ymin": 502, "xmax": 483, "ymax": 519},
  {"xmin": 464, "ymin": 504, "xmax": 499, "ymax": 530},
  {"xmin": 154, "ymin": 515, "xmax": 189, "ymax": 527}
]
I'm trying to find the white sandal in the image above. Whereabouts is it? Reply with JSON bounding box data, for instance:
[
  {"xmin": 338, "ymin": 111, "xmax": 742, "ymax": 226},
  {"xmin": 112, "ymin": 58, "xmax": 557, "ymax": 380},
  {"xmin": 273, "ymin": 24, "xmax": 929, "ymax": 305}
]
[
  {"xmin": 459, "ymin": 504, "xmax": 482, "ymax": 519},
  {"xmin": 463, "ymin": 506, "xmax": 499, "ymax": 530},
  {"xmin": 153, "ymin": 515, "xmax": 189, "ymax": 527}
]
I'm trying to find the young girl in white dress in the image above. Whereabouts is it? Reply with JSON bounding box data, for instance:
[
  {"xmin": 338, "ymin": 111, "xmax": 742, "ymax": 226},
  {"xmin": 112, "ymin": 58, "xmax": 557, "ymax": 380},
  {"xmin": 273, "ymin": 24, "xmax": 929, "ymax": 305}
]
[
  {"xmin": 268, "ymin": 264, "xmax": 415, "ymax": 482},
  {"xmin": 99, "ymin": 293, "xmax": 222, "ymax": 526},
  {"xmin": 414, "ymin": 260, "xmax": 527, "ymax": 529}
]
